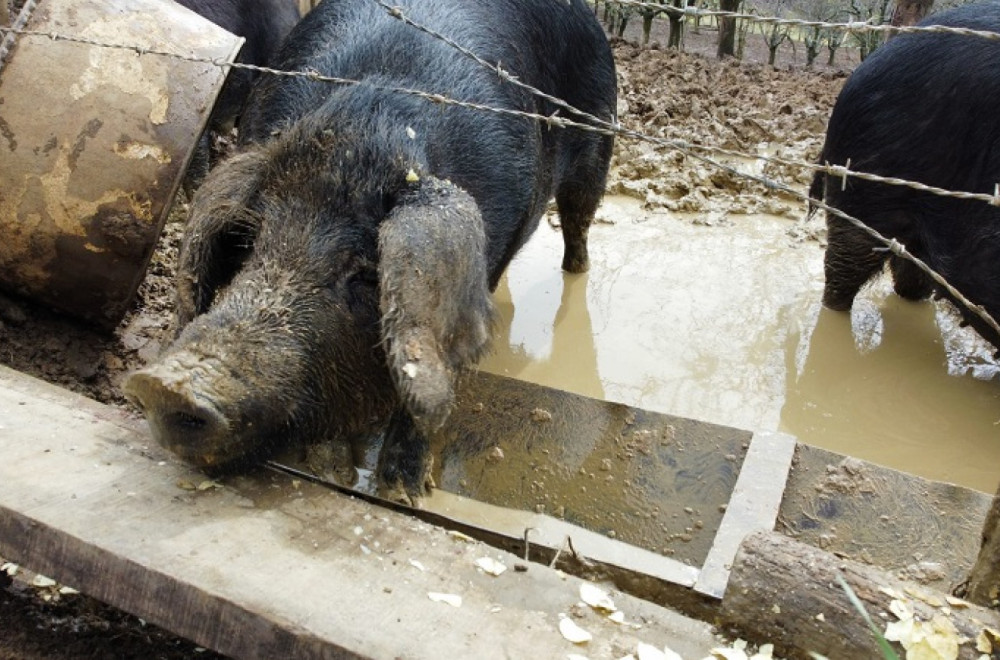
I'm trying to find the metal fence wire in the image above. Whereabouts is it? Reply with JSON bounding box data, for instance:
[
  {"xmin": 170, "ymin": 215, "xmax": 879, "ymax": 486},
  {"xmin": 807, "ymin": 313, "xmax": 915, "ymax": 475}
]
[
  {"xmin": 1, "ymin": 0, "xmax": 998, "ymax": 340},
  {"xmin": 606, "ymin": 0, "xmax": 1000, "ymax": 43}
]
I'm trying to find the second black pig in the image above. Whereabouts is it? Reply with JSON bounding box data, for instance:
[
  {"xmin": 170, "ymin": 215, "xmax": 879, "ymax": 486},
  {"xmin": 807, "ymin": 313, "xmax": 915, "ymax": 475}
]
[
  {"xmin": 124, "ymin": 0, "xmax": 617, "ymax": 504},
  {"xmin": 810, "ymin": 1, "xmax": 1000, "ymax": 348},
  {"xmin": 176, "ymin": 0, "xmax": 300, "ymax": 188}
]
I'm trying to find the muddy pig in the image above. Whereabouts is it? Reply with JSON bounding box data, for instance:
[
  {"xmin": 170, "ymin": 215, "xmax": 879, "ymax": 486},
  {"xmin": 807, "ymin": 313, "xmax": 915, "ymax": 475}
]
[
  {"xmin": 176, "ymin": 0, "xmax": 300, "ymax": 188},
  {"xmin": 809, "ymin": 1, "xmax": 1000, "ymax": 348},
  {"xmin": 124, "ymin": 0, "xmax": 616, "ymax": 504}
]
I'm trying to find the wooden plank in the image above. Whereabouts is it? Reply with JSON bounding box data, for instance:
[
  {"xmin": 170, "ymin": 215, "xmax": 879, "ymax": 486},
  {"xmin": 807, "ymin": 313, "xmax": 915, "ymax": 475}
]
[
  {"xmin": 694, "ymin": 431, "xmax": 797, "ymax": 598},
  {"xmin": 0, "ymin": 365, "xmax": 719, "ymax": 659}
]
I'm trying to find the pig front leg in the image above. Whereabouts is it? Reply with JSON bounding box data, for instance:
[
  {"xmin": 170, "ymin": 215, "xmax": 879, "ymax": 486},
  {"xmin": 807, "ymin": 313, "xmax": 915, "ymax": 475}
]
[
  {"xmin": 304, "ymin": 436, "xmax": 359, "ymax": 489},
  {"xmin": 375, "ymin": 409, "xmax": 436, "ymax": 506}
]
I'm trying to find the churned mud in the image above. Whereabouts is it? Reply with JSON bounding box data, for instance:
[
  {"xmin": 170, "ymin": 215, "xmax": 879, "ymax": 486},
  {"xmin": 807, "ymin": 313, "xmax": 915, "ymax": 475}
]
[{"xmin": 2, "ymin": 23, "xmax": 1000, "ymax": 660}]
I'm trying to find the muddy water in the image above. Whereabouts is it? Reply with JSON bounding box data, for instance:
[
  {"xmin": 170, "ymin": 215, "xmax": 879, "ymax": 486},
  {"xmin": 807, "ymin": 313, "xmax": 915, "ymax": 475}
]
[{"xmin": 480, "ymin": 195, "xmax": 1000, "ymax": 494}]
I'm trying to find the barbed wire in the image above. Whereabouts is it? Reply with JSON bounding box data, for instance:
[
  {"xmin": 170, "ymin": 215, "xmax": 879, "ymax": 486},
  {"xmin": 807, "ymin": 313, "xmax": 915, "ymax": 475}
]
[
  {"xmin": 0, "ymin": 0, "xmax": 37, "ymax": 71},
  {"xmin": 10, "ymin": 16, "xmax": 993, "ymax": 209},
  {"xmin": 370, "ymin": 1, "xmax": 1000, "ymax": 211},
  {"xmin": 371, "ymin": 0, "xmax": 612, "ymax": 128},
  {"xmin": 1, "ymin": 12, "xmax": 998, "ymax": 339},
  {"xmin": 367, "ymin": 2, "xmax": 1000, "ymax": 209},
  {"xmin": 604, "ymin": 0, "xmax": 1000, "ymax": 42}
]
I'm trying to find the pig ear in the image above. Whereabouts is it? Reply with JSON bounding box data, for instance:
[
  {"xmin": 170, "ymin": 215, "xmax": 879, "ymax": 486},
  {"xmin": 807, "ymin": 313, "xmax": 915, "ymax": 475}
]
[
  {"xmin": 378, "ymin": 176, "xmax": 496, "ymax": 431},
  {"xmin": 175, "ymin": 150, "xmax": 267, "ymax": 328}
]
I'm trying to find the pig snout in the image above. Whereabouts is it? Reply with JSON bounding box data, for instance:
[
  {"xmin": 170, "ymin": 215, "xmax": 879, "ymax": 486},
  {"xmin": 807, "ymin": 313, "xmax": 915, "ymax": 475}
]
[{"xmin": 123, "ymin": 355, "xmax": 245, "ymax": 467}]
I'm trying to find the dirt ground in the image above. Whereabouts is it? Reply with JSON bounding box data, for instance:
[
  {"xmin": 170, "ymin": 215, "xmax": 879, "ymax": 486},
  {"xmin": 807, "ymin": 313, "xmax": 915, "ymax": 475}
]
[{"xmin": 0, "ymin": 21, "xmax": 848, "ymax": 660}]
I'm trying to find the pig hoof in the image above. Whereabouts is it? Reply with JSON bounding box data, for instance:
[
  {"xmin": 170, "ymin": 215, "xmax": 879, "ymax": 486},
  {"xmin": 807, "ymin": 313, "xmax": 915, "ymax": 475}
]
[
  {"xmin": 376, "ymin": 456, "xmax": 435, "ymax": 508},
  {"xmin": 377, "ymin": 480, "xmax": 430, "ymax": 508},
  {"xmin": 821, "ymin": 290, "xmax": 855, "ymax": 312},
  {"xmin": 305, "ymin": 443, "xmax": 358, "ymax": 488},
  {"xmin": 378, "ymin": 482, "xmax": 422, "ymax": 508},
  {"xmin": 561, "ymin": 253, "xmax": 590, "ymax": 274}
]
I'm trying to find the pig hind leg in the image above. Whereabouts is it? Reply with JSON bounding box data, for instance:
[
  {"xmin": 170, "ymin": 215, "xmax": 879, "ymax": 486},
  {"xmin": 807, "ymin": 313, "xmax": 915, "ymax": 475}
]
[
  {"xmin": 823, "ymin": 215, "xmax": 887, "ymax": 311},
  {"xmin": 556, "ymin": 134, "xmax": 613, "ymax": 273},
  {"xmin": 889, "ymin": 254, "xmax": 934, "ymax": 301}
]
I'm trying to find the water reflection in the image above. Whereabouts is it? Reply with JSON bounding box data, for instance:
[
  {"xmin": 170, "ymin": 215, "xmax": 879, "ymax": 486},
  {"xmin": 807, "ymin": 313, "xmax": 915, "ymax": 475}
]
[
  {"xmin": 482, "ymin": 248, "xmax": 604, "ymax": 401},
  {"xmin": 479, "ymin": 199, "xmax": 1000, "ymax": 493},
  {"xmin": 780, "ymin": 290, "xmax": 1000, "ymax": 492}
]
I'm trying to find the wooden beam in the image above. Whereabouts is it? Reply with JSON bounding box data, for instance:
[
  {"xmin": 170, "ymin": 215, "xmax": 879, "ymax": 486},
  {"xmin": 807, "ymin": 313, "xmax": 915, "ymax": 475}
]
[
  {"xmin": 722, "ymin": 531, "xmax": 1000, "ymax": 660},
  {"xmin": 695, "ymin": 431, "xmax": 796, "ymax": 598},
  {"xmin": 0, "ymin": 365, "xmax": 719, "ymax": 659}
]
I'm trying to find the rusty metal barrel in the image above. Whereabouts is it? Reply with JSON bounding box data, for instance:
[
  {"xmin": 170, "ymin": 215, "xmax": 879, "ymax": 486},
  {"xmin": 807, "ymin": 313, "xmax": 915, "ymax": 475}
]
[{"xmin": 0, "ymin": 0, "xmax": 243, "ymax": 329}]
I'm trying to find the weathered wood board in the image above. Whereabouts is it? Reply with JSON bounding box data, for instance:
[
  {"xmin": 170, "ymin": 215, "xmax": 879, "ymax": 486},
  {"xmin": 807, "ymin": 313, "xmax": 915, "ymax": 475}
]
[
  {"xmin": 424, "ymin": 372, "xmax": 991, "ymax": 595},
  {"xmin": 0, "ymin": 365, "xmax": 720, "ymax": 659},
  {"xmin": 1, "ymin": 361, "xmax": 992, "ymax": 656}
]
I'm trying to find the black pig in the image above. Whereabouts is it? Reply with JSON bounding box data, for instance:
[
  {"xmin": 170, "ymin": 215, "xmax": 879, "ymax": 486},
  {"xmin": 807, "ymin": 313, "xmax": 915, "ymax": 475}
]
[
  {"xmin": 177, "ymin": 0, "xmax": 300, "ymax": 186},
  {"xmin": 125, "ymin": 0, "xmax": 616, "ymax": 504},
  {"xmin": 810, "ymin": 1, "xmax": 1000, "ymax": 347}
]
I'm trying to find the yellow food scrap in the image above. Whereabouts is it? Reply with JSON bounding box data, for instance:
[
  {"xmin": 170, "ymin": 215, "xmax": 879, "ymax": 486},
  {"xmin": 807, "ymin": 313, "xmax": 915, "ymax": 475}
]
[
  {"xmin": 580, "ymin": 582, "xmax": 617, "ymax": 613},
  {"xmin": 884, "ymin": 598, "xmax": 960, "ymax": 660},
  {"xmin": 558, "ymin": 616, "xmax": 592, "ymax": 644},
  {"xmin": 427, "ymin": 592, "xmax": 462, "ymax": 607}
]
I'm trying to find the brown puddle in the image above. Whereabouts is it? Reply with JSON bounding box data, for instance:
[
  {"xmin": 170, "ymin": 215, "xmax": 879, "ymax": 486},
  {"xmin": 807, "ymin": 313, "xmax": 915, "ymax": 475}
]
[{"xmin": 479, "ymin": 195, "xmax": 1000, "ymax": 494}]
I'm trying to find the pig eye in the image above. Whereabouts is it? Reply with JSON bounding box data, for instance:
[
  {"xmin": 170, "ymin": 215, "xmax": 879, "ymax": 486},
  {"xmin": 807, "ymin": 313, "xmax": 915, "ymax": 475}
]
[
  {"xmin": 344, "ymin": 269, "xmax": 378, "ymax": 310},
  {"xmin": 168, "ymin": 411, "xmax": 209, "ymax": 431},
  {"xmin": 348, "ymin": 269, "xmax": 378, "ymax": 290}
]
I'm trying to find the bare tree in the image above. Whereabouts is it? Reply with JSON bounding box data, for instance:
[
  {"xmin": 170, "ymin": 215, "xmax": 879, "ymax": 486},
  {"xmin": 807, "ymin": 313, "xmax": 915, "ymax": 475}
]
[
  {"xmin": 825, "ymin": 26, "xmax": 847, "ymax": 65},
  {"xmin": 803, "ymin": 25, "xmax": 823, "ymax": 66},
  {"xmin": 636, "ymin": 0, "xmax": 670, "ymax": 46},
  {"xmin": 666, "ymin": 0, "xmax": 689, "ymax": 48},
  {"xmin": 757, "ymin": 0, "xmax": 793, "ymax": 66},
  {"xmin": 604, "ymin": 1, "xmax": 635, "ymax": 37},
  {"xmin": 796, "ymin": 0, "xmax": 845, "ymax": 67},
  {"xmin": 691, "ymin": 0, "xmax": 706, "ymax": 33},
  {"xmin": 849, "ymin": 0, "xmax": 893, "ymax": 60},
  {"xmin": 716, "ymin": 0, "xmax": 743, "ymax": 57},
  {"xmin": 890, "ymin": 0, "xmax": 933, "ymax": 27}
]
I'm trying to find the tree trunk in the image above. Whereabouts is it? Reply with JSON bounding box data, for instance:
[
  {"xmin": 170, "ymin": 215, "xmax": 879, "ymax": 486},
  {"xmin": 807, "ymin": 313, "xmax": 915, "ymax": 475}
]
[
  {"xmin": 891, "ymin": 0, "xmax": 933, "ymax": 26},
  {"xmin": 736, "ymin": 17, "xmax": 749, "ymax": 59},
  {"xmin": 642, "ymin": 14, "xmax": 653, "ymax": 46},
  {"xmin": 716, "ymin": 0, "xmax": 740, "ymax": 58},
  {"xmin": 960, "ymin": 483, "xmax": 1000, "ymax": 607},
  {"xmin": 827, "ymin": 44, "xmax": 839, "ymax": 66},
  {"xmin": 722, "ymin": 531, "xmax": 1000, "ymax": 660},
  {"xmin": 805, "ymin": 45, "xmax": 819, "ymax": 68},
  {"xmin": 667, "ymin": 14, "xmax": 684, "ymax": 49},
  {"xmin": 616, "ymin": 13, "xmax": 629, "ymax": 37},
  {"xmin": 767, "ymin": 44, "xmax": 778, "ymax": 66}
]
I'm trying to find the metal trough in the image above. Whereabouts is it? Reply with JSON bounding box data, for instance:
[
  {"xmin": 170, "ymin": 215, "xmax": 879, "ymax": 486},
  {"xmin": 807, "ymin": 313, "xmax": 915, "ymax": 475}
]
[{"xmin": 0, "ymin": 0, "xmax": 242, "ymax": 328}]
